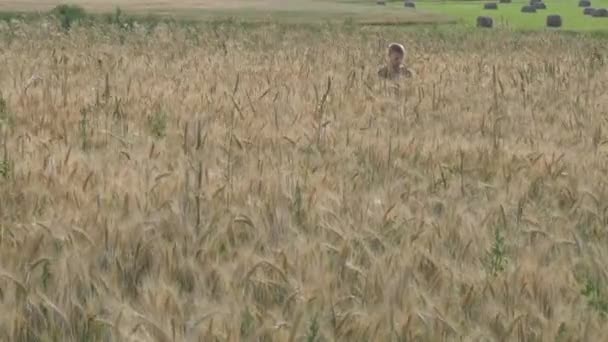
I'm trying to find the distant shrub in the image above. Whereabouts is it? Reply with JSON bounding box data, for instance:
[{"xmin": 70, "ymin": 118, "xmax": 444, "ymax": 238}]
[
  {"xmin": 546, "ymin": 14, "xmax": 562, "ymax": 27},
  {"xmin": 104, "ymin": 7, "xmax": 133, "ymax": 29},
  {"xmin": 484, "ymin": 2, "xmax": 499, "ymax": 9},
  {"xmin": 0, "ymin": 93, "xmax": 12, "ymax": 128},
  {"xmin": 581, "ymin": 278, "xmax": 608, "ymax": 317},
  {"xmin": 0, "ymin": 11, "xmax": 26, "ymax": 23},
  {"xmin": 377, "ymin": 0, "xmax": 386, "ymax": 5},
  {"xmin": 476, "ymin": 16, "xmax": 494, "ymax": 27},
  {"xmin": 147, "ymin": 109, "xmax": 168, "ymax": 139},
  {"xmin": 404, "ymin": 1, "xmax": 416, "ymax": 8},
  {"xmin": 51, "ymin": 4, "xmax": 87, "ymax": 30}
]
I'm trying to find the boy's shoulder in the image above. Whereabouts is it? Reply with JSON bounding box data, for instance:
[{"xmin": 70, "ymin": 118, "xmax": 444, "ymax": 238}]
[
  {"xmin": 377, "ymin": 65, "xmax": 390, "ymax": 78},
  {"xmin": 398, "ymin": 65, "xmax": 414, "ymax": 78},
  {"xmin": 377, "ymin": 65, "xmax": 414, "ymax": 80}
]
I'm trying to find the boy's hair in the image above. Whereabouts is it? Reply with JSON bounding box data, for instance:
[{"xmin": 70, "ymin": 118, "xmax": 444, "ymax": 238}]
[{"xmin": 388, "ymin": 43, "xmax": 406, "ymax": 56}]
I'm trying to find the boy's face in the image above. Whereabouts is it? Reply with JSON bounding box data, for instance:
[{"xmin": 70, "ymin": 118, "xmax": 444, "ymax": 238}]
[{"xmin": 389, "ymin": 51, "xmax": 404, "ymax": 68}]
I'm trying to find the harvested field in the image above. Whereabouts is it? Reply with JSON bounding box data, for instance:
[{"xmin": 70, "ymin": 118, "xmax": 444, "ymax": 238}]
[
  {"xmin": 0, "ymin": 0, "xmax": 298, "ymax": 12},
  {"xmin": 0, "ymin": 14, "xmax": 608, "ymax": 342},
  {"xmin": 410, "ymin": 0, "xmax": 608, "ymax": 30},
  {"xmin": 0, "ymin": 0, "xmax": 449, "ymax": 25}
]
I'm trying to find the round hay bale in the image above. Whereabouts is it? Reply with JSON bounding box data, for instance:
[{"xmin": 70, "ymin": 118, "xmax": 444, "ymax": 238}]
[
  {"xmin": 521, "ymin": 5, "xmax": 537, "ymax": 12},
  {"xmin": 499, "ymin": 0, "xmax": 512, "ymax": 3},
  {"xmin": 579, "ymin": 0, "xmax": 591, "ymax": 7},
  {"xmin": 534, "ymin": 2, "xmax": 547, "ymax": 9},
  {"xmin": 404, "ymin": 1, "xmax": 416, "ymax": 8},
  {"xmin": 592, "ymin": 8, "xmax": 608, "ymax": 16},
  {"xmin": 529, "ymin": 0, "xmax": 541, "ymax": 4},
  {"xmin": 546, "ymin": 14, "xmax": 562, "ymax": 27},
  {"xmin": 376, "ymin": 0, "xmax": 386, "ymax": 5},
  {"xmin": 476, "ymin": 16, "xmax": 494, "ymax": 27},
  {"xmin": 484, "ymin": 2, "xmax": 499, "ymax": 9},
  {"xmin": 584, "ymin": 7, "xmax": 595, "ymax": 14}
]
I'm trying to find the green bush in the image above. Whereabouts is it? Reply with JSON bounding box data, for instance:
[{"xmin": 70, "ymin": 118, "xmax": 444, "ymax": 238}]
[
  {"xmin": 51, "ymin": 4, "xmax": 87, "ymax": 30},
  {"xmin": 0, "ymin": 93, "xmax": 12, "ymax": 128}
]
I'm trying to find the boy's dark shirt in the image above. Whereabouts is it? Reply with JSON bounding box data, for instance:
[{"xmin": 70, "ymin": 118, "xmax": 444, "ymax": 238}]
[{"xmin": 378, "ymin": 65, "xmax": 413, "ymax": 80}]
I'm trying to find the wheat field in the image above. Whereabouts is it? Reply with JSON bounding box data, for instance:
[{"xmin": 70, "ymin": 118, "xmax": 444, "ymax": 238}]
[{"xmin": 0, "ymin": 18, "xmax": 608, "ymax": 341}]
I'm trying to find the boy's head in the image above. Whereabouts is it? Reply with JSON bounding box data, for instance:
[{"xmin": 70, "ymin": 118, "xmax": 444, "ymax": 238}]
[{"xmin": 388, "ymin": 43, "xmax": 405, "ymax": 68}]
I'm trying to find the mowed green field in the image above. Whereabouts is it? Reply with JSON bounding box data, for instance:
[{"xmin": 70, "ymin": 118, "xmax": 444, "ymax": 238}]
[
  {"xmin": 416, "ymin": 0, "xmax": 608, "ymax": 31},
  {"xmin": 1, "ymin": 0, "xmax": 606, "ymax": 30},
  {"xmin": 359, "ymin": 0, "xmax": 608, "ymax": 31}
]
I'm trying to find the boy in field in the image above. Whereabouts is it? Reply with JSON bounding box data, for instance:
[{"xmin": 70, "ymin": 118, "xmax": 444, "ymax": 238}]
[{"xmin": 378, "ymin": 43, "xmax": 413, "ymax": 81}]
